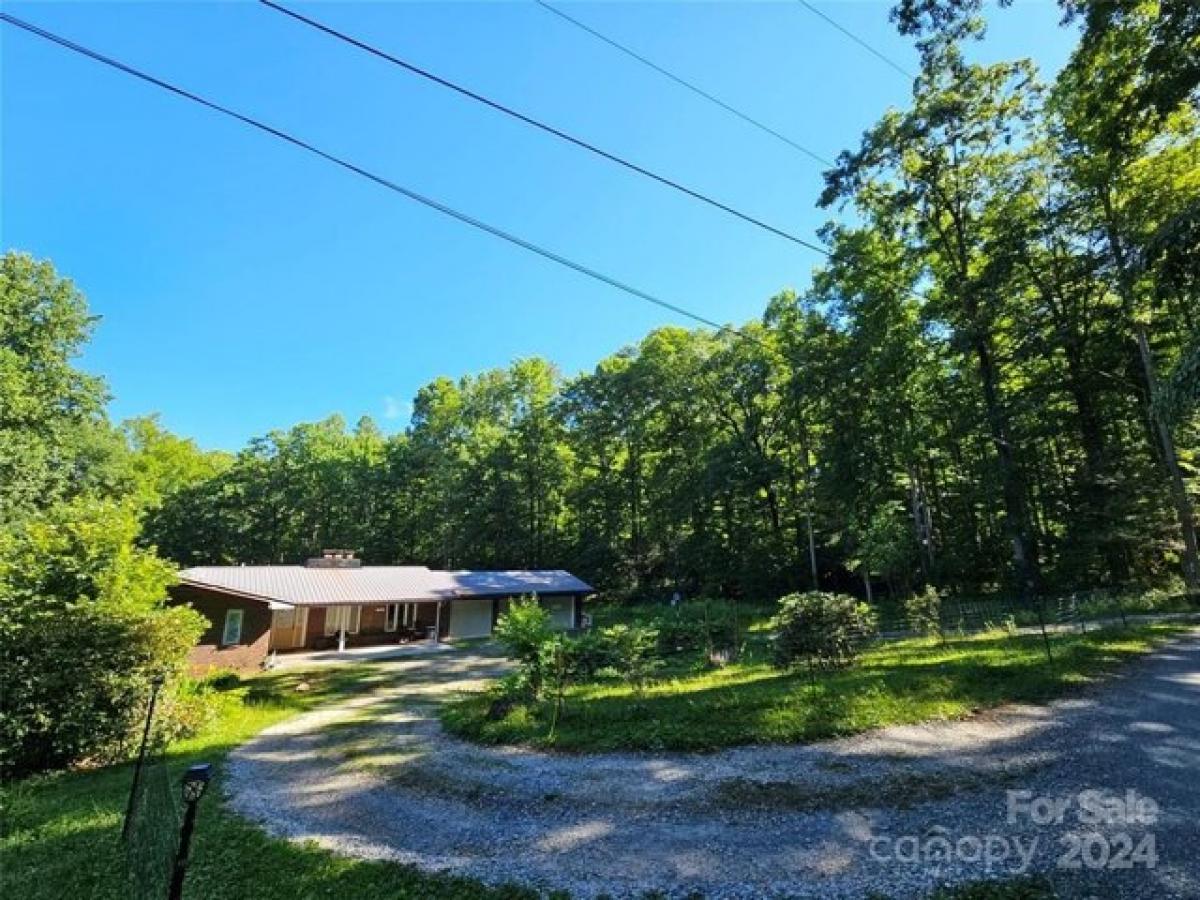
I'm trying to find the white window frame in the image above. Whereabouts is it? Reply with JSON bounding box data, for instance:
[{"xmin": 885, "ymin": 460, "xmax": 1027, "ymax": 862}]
[
  {"xmin": 386, "ymin": 603, "xmax": 418, "ymax": 631},
  {"xmin": 222, "ymin": 608, "xmax": 244, "ymax": 646},
  {"xmin": 324, "ymin": 606, "xmax": 361, "ymax": 636}
]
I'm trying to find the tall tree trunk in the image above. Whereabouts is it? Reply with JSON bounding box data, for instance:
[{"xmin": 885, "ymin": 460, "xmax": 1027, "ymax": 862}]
[
  {"xmin": 909, "ymin": 467, "xmax": 932, "ymax": 581},
  {"xmin": 798, "ymin": 424, "xmax": 820, "ymax": 588},
  {"xmin": 1101, "ymin": 192, "xmax": 1200, "ymax": 588},
  {"xmin": 1064, "ymin": 346, "xmax": 1129, "ymax": 583},
  {"xmin": 973, "ymin": 335, "xmax": 1041, "ymax": 600},
  {"xmin": 1136, "ymin": 326, "xmax": 1200, "ymax": 587}
]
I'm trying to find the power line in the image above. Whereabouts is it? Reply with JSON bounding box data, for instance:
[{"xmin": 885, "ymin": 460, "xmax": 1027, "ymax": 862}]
[
  {"xmin": 795, "ymin": 0, "xmax": 914, "ymax": 80},
  {"xmin": 533, "ymin": 1, "xmax": 934, "ymax": 312},
  {"xmin": 535, "ymin": 0, "xmax": 835, "ymax": 169},
  {"xmin": 0, "ymin": 11, "xmax": 770, "ymax": 348},
  {"xmin": 261, "ymin": 0, "xmax": 829, "ymax": 259}
]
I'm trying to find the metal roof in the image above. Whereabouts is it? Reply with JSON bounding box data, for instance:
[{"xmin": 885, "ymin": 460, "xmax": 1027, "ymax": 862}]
[{"xmin": 176, "ymin": 565, "xmax": 594, "ymax": 607}]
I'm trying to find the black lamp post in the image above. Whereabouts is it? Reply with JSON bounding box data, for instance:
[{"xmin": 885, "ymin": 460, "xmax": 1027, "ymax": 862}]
[{"xmin": 168, "ymin": 763, "xmax": 212, "ymax": 900}]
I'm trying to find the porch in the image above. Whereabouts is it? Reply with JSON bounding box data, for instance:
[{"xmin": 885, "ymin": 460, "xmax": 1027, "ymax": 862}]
[
  {"xmin": 268, "ymin": 600, "xmax": 452, "ymax": 653},
  {"xmin": 267, "ymin": 638, "xmax": 460, "ymax": 668}
]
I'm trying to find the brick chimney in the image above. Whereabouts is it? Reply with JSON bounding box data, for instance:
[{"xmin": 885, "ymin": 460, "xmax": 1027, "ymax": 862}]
[{"xmin": 304, "ymin": 549, "xmax": 362, "ymax": 568}]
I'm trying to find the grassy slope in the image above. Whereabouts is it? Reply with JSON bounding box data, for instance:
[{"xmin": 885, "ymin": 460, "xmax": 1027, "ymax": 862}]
[
  {"xmin": 0, "ymin": 665, "xmax": 543, "ymax": 900},
  {"xmin": 442, "ymin": 623, "xmax": 1193, "ymax": 752}
]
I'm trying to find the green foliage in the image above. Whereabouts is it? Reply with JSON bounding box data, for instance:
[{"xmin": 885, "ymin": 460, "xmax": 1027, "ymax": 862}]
[
  {"xmin": 492, "ymin": 597, "xmax": 553, "ymax": 698},
  {"xmin": 928, "ymin": 875, "xmax": 1057, "ymax": 899},
  {"xmin": 0, "ymin": 499, "xmax": 205, "ymax": 776},
  {"xmin": 771, "ymin": 592, "xmax": 878, "ymax": 671},
  {"xmin": 0, "ymin": 252, "xmax": 106, "ymax": 526},
  {"xmin": 905, "ymin": 585, "xmax": 943, "ymax": 637},
  {"xmin": 652, "ymin": 600, "xmax": 739, "ymax": 655},
  {"xmin": 566, "ymin": 627, "xmax": 620, "ymax": 679},
  {"xmin": 537, "ymin": 634, "xmax": 576, "ymax": 738},
  {"xmin": 603, "ymin": 623, "xmax": 663, "ymax": 694}
]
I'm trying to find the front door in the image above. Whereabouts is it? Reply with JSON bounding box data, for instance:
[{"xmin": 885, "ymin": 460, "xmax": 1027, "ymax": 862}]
[{"xmin": 269, "ymin": 608, "xmax": 308, "ymax": 650}]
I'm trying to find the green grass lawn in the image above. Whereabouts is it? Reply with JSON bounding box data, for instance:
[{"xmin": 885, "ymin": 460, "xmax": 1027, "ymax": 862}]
[
  {"xmin": 442, "ymin": 623, "xmax": 1194, "ymax": 752},
  {"xmin": 0, "ymin": 664, "xmax": 545, "ymax": 900},
  {"xmin": 2, "ymin": 624, "xmax": 1187, "ymax": 900}
]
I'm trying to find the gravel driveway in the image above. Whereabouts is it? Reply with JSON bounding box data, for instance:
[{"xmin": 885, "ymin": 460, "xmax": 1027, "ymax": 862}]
[{"xmin": 227, "ymin": 630, "xmax": 1200, "ymax": 899}]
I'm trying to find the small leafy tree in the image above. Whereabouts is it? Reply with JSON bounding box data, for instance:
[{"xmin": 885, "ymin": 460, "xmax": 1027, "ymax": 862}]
[
  {"xmin": 771, "ymin": 591, "xmax": 877, "ymax": 671},
  {"xmin": 493, "ymin": 596, "xmax": 553, "ymax": 698},
  {"xmin": 904, "ymin": 585, "xmax": 944, "ymax": 641},
  {"xmin": 539, "ymin": 634, "xmax": 577, "ymax": 739}
]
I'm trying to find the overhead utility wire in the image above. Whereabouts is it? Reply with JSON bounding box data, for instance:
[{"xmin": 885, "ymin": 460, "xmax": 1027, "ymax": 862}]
[
  {"xmin": 0, "ymin": 12, "xmax": 771, "ymax": 349},
  {"xmin": 535, "ymin": 0, "xmax": 835, "ymax": 169},
  {"xmin": 534, "ymin": 1, "xmax": 934, "ymax": 310},
  {"xmin": 262, "ymin": 0, "xmax": 828, "ymax": 258},
  {"xmin": 795, "ymin": 0, "xmax": 914, "ymax": 80}
]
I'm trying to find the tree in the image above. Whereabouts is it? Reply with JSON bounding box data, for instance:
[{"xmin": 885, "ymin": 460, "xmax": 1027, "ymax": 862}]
[
  {"xmin": 0, "ymin": 252, "xmax": 106, "ymax": 525},
  {"xmin": 822, "ymin": 43, "xmax": 1046, "ymax": 599}
]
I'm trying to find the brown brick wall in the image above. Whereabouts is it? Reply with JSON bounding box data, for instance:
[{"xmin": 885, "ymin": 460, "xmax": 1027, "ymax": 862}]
[
  {"xmin": 360, "ymin": 605, "xmax": 388, "ymax": 633},
  {"xmin": 168, "ymin": 584, "xmax": 272, "ymax": 673}
]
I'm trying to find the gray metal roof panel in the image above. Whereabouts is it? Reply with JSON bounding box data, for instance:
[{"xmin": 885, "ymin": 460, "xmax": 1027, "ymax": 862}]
[{"xmin": 177, "ymin": 565, "xmax": 593, "ymax": 606}]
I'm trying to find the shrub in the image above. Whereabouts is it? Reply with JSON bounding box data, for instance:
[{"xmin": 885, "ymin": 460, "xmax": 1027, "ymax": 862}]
[
  {"xmin": 654, "ymin": 600, "xmax": 737, "ymax": 655},
  {"xmin": 904, "ymin": 585, "xmax": 943, "ymax": 638},
  {"xmin": 771, "ymin": 591, "xmax": 877, "ymax": 671},
  {"xmin": 605, "ymin": 624, "xmax": 662, "ymax": 694},
  {"xmin": 154, "ymin": 674, "xmax": 238, "ymax": 745},
  {"xmin": 493, "ymin": 596, "xmax": 553, "ymax": 698},
  {"xmin": 0, "ymin": 498, "xmax": 207, "ymax": 776},
  {"xmin": 568, "ymin": 627, "xmax": 619, "ymax": 679}
]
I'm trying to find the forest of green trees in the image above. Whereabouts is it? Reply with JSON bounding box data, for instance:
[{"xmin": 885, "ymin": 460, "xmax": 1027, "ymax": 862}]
[{"xmin": 4, "ymin": 0, "xmax": 1198, "ymax": 619}]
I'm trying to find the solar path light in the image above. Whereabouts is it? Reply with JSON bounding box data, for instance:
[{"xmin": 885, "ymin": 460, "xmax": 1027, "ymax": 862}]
[{"xmin": 168, "ymin": 763, "xmax": 212, "ymax": 900}]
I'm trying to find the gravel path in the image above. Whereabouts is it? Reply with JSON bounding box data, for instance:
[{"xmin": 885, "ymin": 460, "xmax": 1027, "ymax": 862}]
[{"xmin": 227, "ymin": 630, "xmax": 1200, "ymax": 899}]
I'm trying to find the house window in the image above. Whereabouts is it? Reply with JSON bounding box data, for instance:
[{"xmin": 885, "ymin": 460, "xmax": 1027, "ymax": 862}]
[
  {"xmin": 222, "ymin": 609, "xmax": 244, "ymax": 645},
  {"xmin": 324, "ymin": 606, "xmax": 361, "ymax": 636},
  {"xmin": 385, "ymin": 603, "xmax": 416, "ymax": 631}
]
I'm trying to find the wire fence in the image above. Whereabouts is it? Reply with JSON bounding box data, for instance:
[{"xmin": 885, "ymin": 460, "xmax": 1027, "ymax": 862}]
[
  {"xmin": 122, "ymin": 704, "xmax": 182, "ymax": 900},
  {"xmin": 624, "ymin": 587, "xmax": 1200, "ymax": 668}
]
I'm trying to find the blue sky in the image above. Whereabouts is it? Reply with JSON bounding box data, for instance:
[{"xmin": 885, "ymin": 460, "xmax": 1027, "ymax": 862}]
[{"xmin": 3, "ymin": 1, "xmax": 1076, "ymax": 450}]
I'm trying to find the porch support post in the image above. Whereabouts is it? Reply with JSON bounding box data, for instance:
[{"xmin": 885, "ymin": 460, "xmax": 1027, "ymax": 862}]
[
  {"xmin": 433, "ymin": 601, "xmax": 442, "ymax": 643},
  {"xmin": 337, "ymin": 608, "xmax": 346, "ymax": 653}
]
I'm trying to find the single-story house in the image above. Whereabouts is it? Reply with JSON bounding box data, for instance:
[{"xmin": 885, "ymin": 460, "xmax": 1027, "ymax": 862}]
[{"xmin": 170, "ymin": 550, "xmax": 594, "ymax": 671}]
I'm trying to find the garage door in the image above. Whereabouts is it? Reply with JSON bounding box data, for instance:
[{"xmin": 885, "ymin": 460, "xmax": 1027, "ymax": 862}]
[
  {"xmin": 542, "ymin": 596, "xmax": 575, "ymax": 630},
  {"xmin": 448, "ymin": 598, "xmax": 493, "ymax": 639}
]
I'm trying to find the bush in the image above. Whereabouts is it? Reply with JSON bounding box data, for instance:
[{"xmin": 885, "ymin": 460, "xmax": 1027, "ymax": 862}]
[
  {"xmin": 0, "ymin": 498, "xmax": 207, "ymax": 776},
  {"xmin": 493, "ymin": 596, "xmax": 553, "ymax": 698},
  {"xmin": 771, "ymin": 591, "xmax": 877, "ymax": 671},
  {"xmin": 154, "ymin": 674, "xmax": 237, "ymax": 745},
  {"xmin": 568, "ymin": 627, "xmax": 619, "ymax": 679},
  {"xmin": 605, "ymin": 624, "xmax": 662, "ymax": 694},
  {"xmin": 904, "ymin": 585, "xmax": 943, "ymax": 637},
  {"xmin": 653, "ymin": 600, "xmax": 738, "ymax": 655}
]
